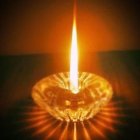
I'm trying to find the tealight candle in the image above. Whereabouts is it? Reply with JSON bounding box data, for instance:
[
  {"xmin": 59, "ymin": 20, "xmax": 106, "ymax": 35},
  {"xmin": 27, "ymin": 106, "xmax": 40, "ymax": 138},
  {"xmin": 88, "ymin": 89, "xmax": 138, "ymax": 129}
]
[
  {"xmin": 32, "ymin": 72, "xmax": 112, "ymax": 122},
  {"xmin": 32, "ymin": 8, "xmax": 113, "ymax": 122}
]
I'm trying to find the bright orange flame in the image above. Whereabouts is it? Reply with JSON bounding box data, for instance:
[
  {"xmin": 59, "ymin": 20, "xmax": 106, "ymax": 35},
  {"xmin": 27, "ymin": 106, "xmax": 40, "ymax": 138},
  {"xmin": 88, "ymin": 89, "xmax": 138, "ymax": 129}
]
[{"xmin": 70, "ymin": 16, "xmax": 79, "ymax": 94}]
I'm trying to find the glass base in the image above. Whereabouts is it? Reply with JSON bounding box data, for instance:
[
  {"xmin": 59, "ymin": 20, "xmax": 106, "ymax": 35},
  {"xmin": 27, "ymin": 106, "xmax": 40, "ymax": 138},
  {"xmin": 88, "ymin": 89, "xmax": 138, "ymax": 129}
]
[{"xmin": 32, "ymin": 72, "xmax": 113, "ymax": 122}]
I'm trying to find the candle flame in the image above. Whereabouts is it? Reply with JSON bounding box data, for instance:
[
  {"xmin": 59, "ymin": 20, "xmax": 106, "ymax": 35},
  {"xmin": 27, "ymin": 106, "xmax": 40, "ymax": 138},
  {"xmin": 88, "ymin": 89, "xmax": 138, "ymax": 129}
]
[{"xmin": 70, "ymin": 16, "xmax": 79, "ymax": 94}]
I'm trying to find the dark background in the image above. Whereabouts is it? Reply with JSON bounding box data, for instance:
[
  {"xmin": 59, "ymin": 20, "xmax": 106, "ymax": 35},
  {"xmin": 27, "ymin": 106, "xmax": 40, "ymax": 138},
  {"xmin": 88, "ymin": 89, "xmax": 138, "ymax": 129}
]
[
  {"xmin": 0, "ymin": 0, "xmax": 140, "ymax": 54},
  {"xmin": 0, "ymin": 0, "xmax": 140, "ymax": 140}
]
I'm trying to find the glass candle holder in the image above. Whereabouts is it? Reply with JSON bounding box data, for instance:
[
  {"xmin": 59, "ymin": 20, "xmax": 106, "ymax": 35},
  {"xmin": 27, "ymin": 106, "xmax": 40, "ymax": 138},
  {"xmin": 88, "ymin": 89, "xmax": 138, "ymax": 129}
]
[{"xmin": 32, "ymin": 72, "xmax": 113, "ymax": 122}]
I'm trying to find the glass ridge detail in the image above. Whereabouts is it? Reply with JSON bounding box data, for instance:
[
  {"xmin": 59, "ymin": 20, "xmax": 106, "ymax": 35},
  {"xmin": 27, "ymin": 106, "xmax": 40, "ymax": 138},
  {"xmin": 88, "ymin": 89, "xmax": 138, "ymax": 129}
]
[{"xmin": 32, "ymin": 72, "xmax": 113, "ymax": 122}]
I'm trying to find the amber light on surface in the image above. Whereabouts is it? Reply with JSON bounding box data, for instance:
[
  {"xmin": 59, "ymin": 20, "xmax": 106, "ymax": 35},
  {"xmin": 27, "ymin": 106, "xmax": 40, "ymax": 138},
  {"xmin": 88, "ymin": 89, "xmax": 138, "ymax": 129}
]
[{"xmin": 19, "ymin": 99, "xmax": 125, "ymax": 140}]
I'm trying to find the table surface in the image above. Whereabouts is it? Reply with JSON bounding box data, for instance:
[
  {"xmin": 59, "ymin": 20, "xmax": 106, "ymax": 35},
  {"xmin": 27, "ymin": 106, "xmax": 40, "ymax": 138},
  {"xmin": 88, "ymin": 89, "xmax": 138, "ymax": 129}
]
[{"xmin": 0, "ymin": 51, "xmax": 140, "ymax": 140}]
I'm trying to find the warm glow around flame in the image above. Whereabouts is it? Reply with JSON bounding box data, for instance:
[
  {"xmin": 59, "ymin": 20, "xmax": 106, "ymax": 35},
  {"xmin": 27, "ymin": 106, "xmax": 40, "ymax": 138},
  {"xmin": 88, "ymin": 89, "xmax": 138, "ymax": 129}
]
[{"xmin": 70, "ymin": 16, "xmax": 79, "ymax": 94}]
